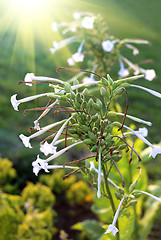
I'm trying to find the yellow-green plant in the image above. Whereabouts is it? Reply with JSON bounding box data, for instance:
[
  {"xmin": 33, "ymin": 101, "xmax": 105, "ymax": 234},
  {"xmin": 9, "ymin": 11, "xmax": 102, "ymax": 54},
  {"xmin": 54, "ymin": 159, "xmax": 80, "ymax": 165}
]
[
  {"xmin": 66, "ymin": 180, "xmax": 94, "ymax": 205},
  {"xmin": 0, "ymin": 158, "xmax": 18, "ymax": 193}
]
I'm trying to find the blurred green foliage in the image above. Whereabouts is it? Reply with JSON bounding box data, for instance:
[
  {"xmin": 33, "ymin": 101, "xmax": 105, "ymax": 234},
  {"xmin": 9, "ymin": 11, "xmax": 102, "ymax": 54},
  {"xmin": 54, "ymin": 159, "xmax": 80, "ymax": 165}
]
[
  {"xmin": 40, "ymin": 169, "xmax": 77, "ymax": 194},
  {"xmin": 66, "ymin": 180, "xmax": 94, "ymax": 206},
  {"xmin": 0, "ymin": 158, "xmax": 18, "ymax": 194}
]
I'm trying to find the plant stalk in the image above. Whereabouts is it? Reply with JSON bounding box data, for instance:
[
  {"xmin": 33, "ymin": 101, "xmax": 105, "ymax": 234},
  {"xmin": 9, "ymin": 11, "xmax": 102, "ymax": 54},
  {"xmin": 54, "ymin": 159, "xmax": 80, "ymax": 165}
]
[{"xmin": 102, "ymin": 164, "xmax": 120, "ymax": 240}]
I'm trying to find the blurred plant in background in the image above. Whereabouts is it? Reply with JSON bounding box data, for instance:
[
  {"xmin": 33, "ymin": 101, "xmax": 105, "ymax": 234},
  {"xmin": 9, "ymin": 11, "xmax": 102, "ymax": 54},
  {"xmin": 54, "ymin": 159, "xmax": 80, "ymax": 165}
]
[{"xmin": 50, "ymin": 12, "xmax": 156, "ymax": 81}]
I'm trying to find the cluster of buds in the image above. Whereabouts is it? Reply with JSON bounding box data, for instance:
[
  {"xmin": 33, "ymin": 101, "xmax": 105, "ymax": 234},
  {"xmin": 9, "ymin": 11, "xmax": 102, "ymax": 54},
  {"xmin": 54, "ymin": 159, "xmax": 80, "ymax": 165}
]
[
  {"xmin": 11, "ymin": 68, "xmax": 161, "ymax": 236},
  {"xmin": 50, "ymin": 11, "xmax": 156, "ymax": 81}
]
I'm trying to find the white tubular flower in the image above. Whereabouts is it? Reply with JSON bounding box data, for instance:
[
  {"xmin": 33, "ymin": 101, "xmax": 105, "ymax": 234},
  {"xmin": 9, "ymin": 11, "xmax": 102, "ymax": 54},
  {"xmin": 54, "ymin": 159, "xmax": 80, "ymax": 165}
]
[
  {"xmin": 139, "ymin": 68, "xmax": 156, "ymax": 81},
  {"xmin": 89, "ymin": 161, "xmax": 118, "ymax": 188},
  {"xmin": 19, "ymin": 134, "xmax": 32, "ymax": 148},
  {"xmin": 102, "ymin": 40, "xmax": 117, "ymax": 52},
  {"xmin": 130, "ymin": 84, "xmax": 161, "ymax": 98},
  {"xmin": 113, "ymin": 112, "xmax": 152, "ymax": 126},
  {"xmin": 67, "ymin": 57, "xmax": 75, "ymax": 66},
  {"xmin": 72, "ymin": 52, "xmax": 84, "ymax": 62},
  {"xmin": 97, "ymin": 151, "xmax": 102, "ymax": 198},
  {"xmin": 50, "ymin": 36, "xmax": 78, "ymax": 54},
  {"xmin": 40, "ymin": 142, "xmax": 57, "ymax": 156},
  {"xmin": 124, "ymin": 127, "xmax": 148, "ymax": 138},
  {"xmin": 32, "ymin": 155, "xmax": 49, "ymax": 176},
  {"xmin": 33, "ymin": 99, "xmax": 59, "ymax": 130},
  {"xmin": 121, "ymin": 56, "xmax": 140, "ymax": 75},
  {"xmin": 73, "ymin": 11, "xmax": 82, "ymax": 19},
  {"xmin": 150, "ymin": 146, "xmax": 161, "ymax": 158},
  {"xmin": 123, "ymin": 39, "xmax": 150, "ymax": 44},
  {"xmin": 24, "ymin": 73, "xmax": 35, "ymax": 86},
  {"xmin": 137, "ymin": 190, "xmax": 161, "ymax": 203},
  {"xmin": 72, "ymin": 40, "xmax": 85, "ymax": 63},
  {"xmin": 40, "ymin": 137, "xmax": 75, "ymax": 156},
  {"xmin": 51, "ymin": 116, "xmax": 73, "ymax": 146},
  {"xmin": 81, "ymin": 16, "xmax": 95, "ymax": 29},
  {"xmin": 83, "ymin": 75, "xmax": 95, "ymax": 84},
  {"xmin": 44, "ymin": 141, "xmax": 83, "ymax": 163},
  {"xmin": 51, "ymin": 22, "xmax": 58, "ymax": 31},
  {"xmin": 105, "ymin": 196, "xmax": 125, "ymax": 236},
  {"xmin": 19, "ymin": 120, "xmax": 64, "ymax": 148},
  {"xmin": 118, "ymin": 60, "xmax": 129, "ymax": 77},
  {"xmin": 125, "ymin": 43, "xmax": 139, "ymax": 55},
  {"xmin": 123, "ymin": 125, "xmax": 161, "ymax": 158},
  {"xmin": 11, "ymin": 93, "xmax": 53, "ymax": 111}
]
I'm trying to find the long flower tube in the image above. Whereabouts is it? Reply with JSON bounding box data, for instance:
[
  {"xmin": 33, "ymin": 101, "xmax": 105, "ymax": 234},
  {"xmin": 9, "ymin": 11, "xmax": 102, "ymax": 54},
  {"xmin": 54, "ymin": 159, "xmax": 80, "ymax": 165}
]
[
  {"xmin": 50, "ymin": 36, "xmax": 78, "ymax": 54},
  {"xmin": 41, "ymin": 141, "xmax": 83, "ymax": 163},
  {"xmin": 118, "ymin": 59, "xmax": 129, "ymax": 77},
  {"xmin": 125, "ymin": 43, "xmax": 139, "ymax": 55},
  {"xmin": 34, "ymin": 99, "xmax": 59, "ymax": 130},
  {"xmin": 97, "ymin": 150, "xmax": 102, "ymax": 198},
  {"xmin": 89, "ymin": 161, "xmax": 118, "ymax": 188},
  {"xmin": 136, "ymin": 190, "xmax": 161, "ymax": 203},
  {"xmin": 11, "ymin": 93, "xmax": 55, "ymax": 111},
  {"xmin": 24, "ymin": 73, "xmax": 64, "ymax": 86},
  {"xmin": 123, "ymin": 125, "xmax": 161, "ymax": 158},
  {"xmin": 130, "ymin": 84, "xmax": 161, "ymax": 98},
  {"xmin": 19, "ymin": 119, "xmax": 64, "ymax": 148},
  {"xmin": 105, "ymin": 196, "xmax": 125, "ymax": 236},
  {"xmin": 32, "ymin": 157, "xmax": 78, "ymax": 176},
  {"xmin": 40, "ymin": 136, "xmax": 75, "ymax": 156},
  {"xmin": 111, "ymin": 112, "xmax": 152, "ymax": 126}
]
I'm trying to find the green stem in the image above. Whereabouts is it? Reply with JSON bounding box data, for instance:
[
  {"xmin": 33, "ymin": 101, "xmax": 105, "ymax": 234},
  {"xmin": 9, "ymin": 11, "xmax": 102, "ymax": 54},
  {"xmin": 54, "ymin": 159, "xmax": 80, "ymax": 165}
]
[{"xmin": 102, "ymin": 164, "xmax": 120, "ymax": 240}]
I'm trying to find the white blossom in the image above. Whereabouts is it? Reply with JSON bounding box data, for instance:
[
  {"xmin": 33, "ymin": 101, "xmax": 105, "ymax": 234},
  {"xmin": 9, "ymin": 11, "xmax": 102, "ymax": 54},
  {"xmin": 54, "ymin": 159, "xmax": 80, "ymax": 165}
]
[
  {"xmin": 125, "ymin": 43, "xmax": 139, "ymax": 55},
  {"xmin": 81, "ymin": 16, "xmax": 94, "ymax": 29},
  {"xmin": 40, "ymin": 141, "xmax": 57, "ymax": 156},
  {"xmin": 19, "ymin": 120, "xmax": 64, "ymax": 148},
  {"xmin": 118, "ymin": 60, "xmax": 129, "ymax": 77},
  {"xmin": 24, "ymin": 73, "xmax": 35, "ymax": 86},
  {"xmin": 102, "ymin": 40, "xmax": 117, "ymax": 52},
  {"xmin": 72, "ymin": 52, "xmax": 84, "ymax": 62},
  {"xmin": 11, "ymin": 93, "xmax": 53, "ymax": 111},
  {"xmin": 67, "ymin": 57, "xmax": 75, "ymax": 66},
  {"xmin": 105, "ymin": 196, "xmax": 125, "ymax": 236},
  {"xmin": 123, "ymin": 125, "xmax": 161, "ymax": 158},
  {"xmin": 140, "ymin": 68, "xmax": 156, "ymax": 81}
]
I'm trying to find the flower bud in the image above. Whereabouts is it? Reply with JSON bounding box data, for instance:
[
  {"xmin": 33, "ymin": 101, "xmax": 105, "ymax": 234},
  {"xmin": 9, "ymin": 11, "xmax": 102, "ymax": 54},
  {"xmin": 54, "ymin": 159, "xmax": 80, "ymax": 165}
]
[
  {"xmin": 107, "ymin": 74, "xmax": 113, "ymax": 85},
  {"xmin": 91, "ymin": 145, "xmax": 98, "ymax": 152},
  {"xmin": 119, "ymin": 144, "xmax": 127, "ymax": 150},
  {"xmin": 81, "ymin": 125, "xmax": 89, "ymax": 132},
  {"xmin": 102, "ymin": 77, "xmax": 109, "ymax": 86},
  {"xmin": 64, "ymin": 83, "xmax": 71, "ymax": 92},
  {"xmin": 128, "ymin": 200, "xmax": 137, "ymax": 206},
  {"xmin": 115, "ymin": 192, "xmax": 122, "ymax": 200},
  {"xmin": 93, "ymin": 102, "xmax": 100, "ymax": 111},
  {"xmin": 83, "ymin": 139, "xmax": 94, "ymax": 145},
  {"xmin": 129, "ymin": 180, "xmax": 138, "ymax": 193},
  {"xmin": 100, "ymin": 87, "xmax": 108, "ymax": 97},
  {"xmin": 82, "ymin": 88, "xmax": 89, "ymax": 96},
  {"xmin": 88, "ymin": 131, "xmax": 96, "ymax": 142}
]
